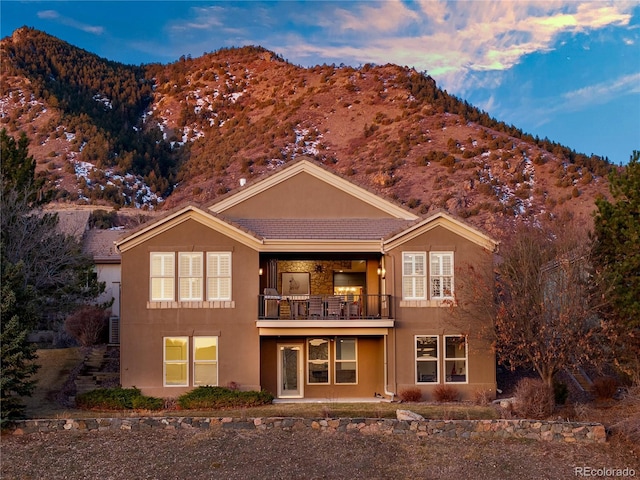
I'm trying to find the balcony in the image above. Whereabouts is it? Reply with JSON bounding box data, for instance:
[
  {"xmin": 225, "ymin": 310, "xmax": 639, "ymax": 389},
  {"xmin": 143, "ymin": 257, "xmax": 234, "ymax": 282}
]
[{"xmin": 256, "ymin": 294, "xmax": 394, "ymax": 329}]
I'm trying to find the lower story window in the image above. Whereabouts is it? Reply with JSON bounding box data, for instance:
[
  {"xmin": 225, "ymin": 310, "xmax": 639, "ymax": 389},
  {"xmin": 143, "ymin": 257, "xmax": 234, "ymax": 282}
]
[
  {"xmin": 194, "ymin": 336, "xmax": 218, "ymax": 386},
  {"xmin": 416, "ymin": 336, "xmax": 438, "ymax": 383},
  {"xmin": 445, "ymin": 335, "xmax": 467, "ymax": 383},
  {"xmin": 164, "ymin": 336, "xmax": 219, "ymax": 387},
  {"xmin": 307, "ymin": 338, "xmax": 329, "ymax": 384},
  {"xmin": 335, "ymin": 338, "xmax": 357, "ymax": 384},
  {"xmin": 164, "ymin": 337, "xmax": 188, "ymax": 386},
  {"xmin": 415, "ymin": 335, "xmax": 468, "ymax": 384}
]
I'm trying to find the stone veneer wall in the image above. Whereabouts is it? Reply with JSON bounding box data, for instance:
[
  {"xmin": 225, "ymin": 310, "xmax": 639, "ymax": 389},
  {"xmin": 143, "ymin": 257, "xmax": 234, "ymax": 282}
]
[
  {"xmin": 8, "ymin": 417, "xmax": 607, "ymax": 443},
  {"xmin": 277, "ymin": 260, "xmax": 353, "ymax": 295}
]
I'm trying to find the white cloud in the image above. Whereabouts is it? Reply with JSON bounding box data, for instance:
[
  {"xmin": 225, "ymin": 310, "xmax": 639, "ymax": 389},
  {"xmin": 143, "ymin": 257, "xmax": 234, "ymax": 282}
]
[
  {"xmin": 37, "ymin": 9, "xmax": 104, "ymax": 35},
  {"xmin": 332, "ymin": 0, "xmax": 420, "ymax": 33},
  {"xmin": 562, "ymin": 72, "xmax": 640, "ymax": 108},
  {"xmin": 169, "ymin": 6, "xmax": 225, "ymax": 31},
  {"xmin": 501, "ymin": 72, "xmax": 640, "ymax": 130},
  {"xmin": 279, "ymin": 1, "xmax": 635, "ymax": 95}
]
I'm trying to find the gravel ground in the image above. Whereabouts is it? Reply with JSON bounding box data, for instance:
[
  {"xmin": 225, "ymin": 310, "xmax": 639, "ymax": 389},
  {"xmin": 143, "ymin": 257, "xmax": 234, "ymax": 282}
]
[{"xmin": 2, "ymin": 426, "xmax": 639, "ymax": 480}]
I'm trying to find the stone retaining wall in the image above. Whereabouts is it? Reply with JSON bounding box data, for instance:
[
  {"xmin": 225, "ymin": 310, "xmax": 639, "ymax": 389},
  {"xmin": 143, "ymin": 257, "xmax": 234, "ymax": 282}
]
[{"xmin": 8, "ymin": 417, "xmax": 607, "ymax": 443}]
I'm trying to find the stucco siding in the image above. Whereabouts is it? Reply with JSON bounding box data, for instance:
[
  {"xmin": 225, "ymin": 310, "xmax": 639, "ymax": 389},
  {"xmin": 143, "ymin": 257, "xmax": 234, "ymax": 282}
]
[
  {"xmin": 220, "ymin": 171, "xmax": 396, "ymax": 219},
  {"xmin": 120, "ymin": 218, "xmax": 262, "ymax": 397}
]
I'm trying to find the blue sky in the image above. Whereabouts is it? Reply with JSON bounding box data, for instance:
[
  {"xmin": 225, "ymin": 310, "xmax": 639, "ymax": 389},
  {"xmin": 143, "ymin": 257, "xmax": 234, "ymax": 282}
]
[{"xmin": 2, "ymin": 1, "xmax": 639, "ymax": 165}]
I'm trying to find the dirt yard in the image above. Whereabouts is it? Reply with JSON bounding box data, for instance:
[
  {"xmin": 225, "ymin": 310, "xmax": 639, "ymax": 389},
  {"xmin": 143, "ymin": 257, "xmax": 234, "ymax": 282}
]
[
  {"xmin": 3, "ymin": 348, "xmax": 638, "ymax": 479},
  {"xmin": 2, "ymin": 426, "xmax": 639, "ymax": 480}
]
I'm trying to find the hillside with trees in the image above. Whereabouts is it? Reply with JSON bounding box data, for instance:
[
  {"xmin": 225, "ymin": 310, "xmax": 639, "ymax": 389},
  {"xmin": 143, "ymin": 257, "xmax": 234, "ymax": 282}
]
[{"xmin": 1, "ymin": 27, "xmax": 616, "ymax": 238}]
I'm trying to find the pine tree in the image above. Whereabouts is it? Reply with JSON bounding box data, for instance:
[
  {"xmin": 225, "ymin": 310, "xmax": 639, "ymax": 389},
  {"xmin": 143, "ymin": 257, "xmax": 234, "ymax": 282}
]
[
  {"xmin": 0, "ymin": 263, "xmax": 39, "ymax": 424},
  {"xmin": 592, "ymin": 151, "xmax": 640, "ymax": 374},
  {"xmin": 0, "ymin": 130, "xmax": 104, "ymax": 422},
  {"xmin": 593, "ymin": 151, "xmax": 640, "ymax": 329}
]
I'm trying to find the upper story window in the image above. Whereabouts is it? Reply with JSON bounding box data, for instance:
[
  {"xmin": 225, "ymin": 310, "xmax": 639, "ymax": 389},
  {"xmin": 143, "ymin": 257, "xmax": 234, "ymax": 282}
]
[
  {"xmin": 149, "ymin": 251, "xmax": 233, "ymax": 307},
  {"xmin": 150, "ymin": 252, "xmax": 175, "ymax": 301},
  {"xmin": 402, "ymin": 252, "xmax": 426, "ymax": 300},
  {"xmin": 430, "ymin": 252, "xmax": 454, "ymax": 299},
  {"xmin": 179, "ymin": 252, "xmax": 203, "ymax": 301},
  {"xmin": 207, "ymin": 252, "xmax": 231, "ymax": 301}
]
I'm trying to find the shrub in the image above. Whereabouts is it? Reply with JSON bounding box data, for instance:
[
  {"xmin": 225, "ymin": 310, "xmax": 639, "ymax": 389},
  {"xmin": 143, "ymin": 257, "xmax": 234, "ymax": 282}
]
[
  {"xmin": 433, "ymin": 385, "xmax": 459, "ymax": 402},
  {"xmin": 64, "ymin": 305, "xmax": 109, "ymax": 346},
  {"xmin": 473, "ymin": 389, "xmax": 492, "ymax": 406},
  {"xmin": 177, "ymin": 386, "xmax": 274, "ymax": 409},
  {"xmin": 610, "ymin": 383, "xmax": 640, "ymax": 450},
  {"xmin": 399, "ymin": 387, "xmax": 422, "ymax": 402},
  {"xmin": 76, "ymin": 387, "xmax": 163, "ymax": 411},
  {"xmin": 592, "ymin": 376, "xmax": 618, "ymax": 400},
  {"xmin": 514, "ymin": 378, "xmax": 554, "ymax": 418},
  {"xmin": 88, "ymin": 209, "xmax": 118, "ymax": 229}
]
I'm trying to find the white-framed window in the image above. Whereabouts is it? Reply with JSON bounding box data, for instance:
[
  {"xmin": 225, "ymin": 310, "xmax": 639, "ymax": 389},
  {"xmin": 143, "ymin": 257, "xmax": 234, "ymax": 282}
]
[
  {"xmin": 335, "ymin": 338, "xmax": 357, "ymax": 384},
  {"xmin": 193, "ymin": 336, "xmax": 218, "ymax": 386},
  {"xmin": 430, "ymin": 252, "xmax": 454, "ymax": 299},
  {"xmin": 444, "ymin": 335, "xmax": 467, "ymax": 383},
  {"xmin": 179, "ymin": 252, "xmax": 203, "ymax": 301},
  {"xmin": 403, "ymin": 252, "xmax": 426, "ymax": 300},
  {"xmin": 164, "ymin": 336, "xmax": 188, "ymax": 386},
  {"xmin": 151, "ymin": 252, "xmax": 175, "ymax": 301},
  {"xmin": 416, "ymin": 335, "xmax": 439, "ymax": 383},
  {"xmin": 307, "ymin": 338, "xmax": 329, "ymax": 384},
  {"xmin": 207, "ymin": 252, "xmax": 231, "ymax": 301}
]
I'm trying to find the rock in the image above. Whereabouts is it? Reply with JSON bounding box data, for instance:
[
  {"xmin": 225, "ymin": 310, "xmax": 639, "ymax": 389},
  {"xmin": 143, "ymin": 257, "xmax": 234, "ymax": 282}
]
[{"xmin": 396, "ymin": 409, "xmax": 425, "ymax": 421}]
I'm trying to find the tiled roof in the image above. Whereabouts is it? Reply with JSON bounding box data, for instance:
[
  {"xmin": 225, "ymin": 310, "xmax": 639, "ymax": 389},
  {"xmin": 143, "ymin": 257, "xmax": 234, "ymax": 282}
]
[
  {"xmin": 82, "ymin": 229, "xmax": 128, "ymax": 262},
  {"xmin": 228, "ymin": 218, "xmax": 415, "ymax": 240}
]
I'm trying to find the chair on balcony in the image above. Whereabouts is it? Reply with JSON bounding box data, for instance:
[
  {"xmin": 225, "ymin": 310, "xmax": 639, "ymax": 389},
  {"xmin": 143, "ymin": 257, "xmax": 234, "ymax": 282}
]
[
  {"xmin": 308, "ymin": 295, "xmax": 324, "ymax": 318},
  {"xmin": 345, "ymin": 294, "xmax": 360, "ymax": 319},
  {"xmin": 263, "ymin": 288, "xmax": 281, "ymax": 318},
  {"xmin": 326, "ymin": 295, "xmax": 342, "ymax": 318}
]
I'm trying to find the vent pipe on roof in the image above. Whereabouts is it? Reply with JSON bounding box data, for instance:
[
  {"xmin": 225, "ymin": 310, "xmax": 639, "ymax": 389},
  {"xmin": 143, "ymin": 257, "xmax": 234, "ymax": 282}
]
[{"xmin": 239, "ymin": 178, "xmax": 247, "ymax": 187}]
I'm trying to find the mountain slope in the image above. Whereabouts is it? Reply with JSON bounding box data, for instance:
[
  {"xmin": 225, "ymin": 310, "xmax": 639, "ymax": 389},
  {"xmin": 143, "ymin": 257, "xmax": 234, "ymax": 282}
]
[{"xmin": 0, "ymin": 27, "xmax": 613, "ymax": 237}]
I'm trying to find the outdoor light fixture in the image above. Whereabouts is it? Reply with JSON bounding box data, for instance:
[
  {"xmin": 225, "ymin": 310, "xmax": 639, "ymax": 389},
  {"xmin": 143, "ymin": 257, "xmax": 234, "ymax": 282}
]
[{"xmin": 259, "ymin": 268, "xmax": 263, "ymax": 275}]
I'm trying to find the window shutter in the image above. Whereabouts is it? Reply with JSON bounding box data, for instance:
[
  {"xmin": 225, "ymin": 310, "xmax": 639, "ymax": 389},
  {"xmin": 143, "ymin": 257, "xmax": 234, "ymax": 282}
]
[
  {"xmin": 402, "ymin": 252, "xmax": 426, "ymax": 299},
  {"xmin": 207, "ymin": 253, "xmax": 231, "ymax": 301},
  {"xmin": 151, "ymin": 253, "xmax": 175, "ymax": 301}
]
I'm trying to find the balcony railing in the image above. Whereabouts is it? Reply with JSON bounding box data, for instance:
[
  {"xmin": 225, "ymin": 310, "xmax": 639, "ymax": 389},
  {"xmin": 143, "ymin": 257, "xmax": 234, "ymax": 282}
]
[{"xmin": 258, "ymin": 294, "xmax": 392, "ymax": 320}]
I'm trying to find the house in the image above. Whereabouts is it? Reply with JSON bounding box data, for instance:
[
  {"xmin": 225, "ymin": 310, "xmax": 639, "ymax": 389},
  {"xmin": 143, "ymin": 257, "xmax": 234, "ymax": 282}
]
[
  {"xmin": 115, "ymin": 158, "xmax": 498, "ymax": 400},
  {"xmin": 82, "ymin": 228, "xmax": 128, "ymax": 344}
]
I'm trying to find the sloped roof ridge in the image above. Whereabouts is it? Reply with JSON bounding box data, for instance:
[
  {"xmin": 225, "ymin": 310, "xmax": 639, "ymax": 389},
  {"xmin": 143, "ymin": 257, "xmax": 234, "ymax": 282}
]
[
  {"xmin": 114, "ymin": 203, "xmax": 265, "ymax": 248},
  {"xmin": 229, "ymin": 216, "xmax": 416, "ymax": 240},
  {"xmin": 204, "ymin": 156, "xmax": 418, "ymax": 218},
  {"xmin": 420, "ymin": 208, "xmax": 498, "ymax": 243}
]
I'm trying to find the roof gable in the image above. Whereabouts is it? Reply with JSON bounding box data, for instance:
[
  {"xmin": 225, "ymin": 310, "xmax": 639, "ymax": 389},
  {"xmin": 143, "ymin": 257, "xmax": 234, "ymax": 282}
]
[
  {"xmin": 383, "ymin": 211, "xmax": 499, "ymax": 252},
  {"xmin": 115, "ymin": 206, "xmax": 263, "ymax": 253},
  {"xmin": 209, "ymin": 159, "xmax": 419, "ymax": 220}
]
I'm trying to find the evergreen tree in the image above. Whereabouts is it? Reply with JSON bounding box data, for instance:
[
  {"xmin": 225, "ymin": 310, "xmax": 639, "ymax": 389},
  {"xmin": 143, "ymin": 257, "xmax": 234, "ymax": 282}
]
[
  {"xmin": 593, "ymin": 151, "xmax": 640, "ymax": 329},
  {"xmin": 0, "ymin": 129, "xmax": 39, "ymax": 201},
  {"xmin": 0, "ymin": 262, "xmax": 39, "ymax": 424},
  {"xmin": 592, "ymin": 151, "xmax": 640, "ymax": 373},
  {"xmin": 0, "ymin": 130, "xmax": 103, "ymax": 422}
]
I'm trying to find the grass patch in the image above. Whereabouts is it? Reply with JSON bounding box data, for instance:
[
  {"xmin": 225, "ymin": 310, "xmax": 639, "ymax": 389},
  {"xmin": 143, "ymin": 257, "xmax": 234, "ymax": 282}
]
[
  {"xmin": 24, "ymin": 348, "xmax": 84, "ymax": 418},
  {"xmin": 177, "ymin": 402, "xmax": 498, "ymax": 420}
]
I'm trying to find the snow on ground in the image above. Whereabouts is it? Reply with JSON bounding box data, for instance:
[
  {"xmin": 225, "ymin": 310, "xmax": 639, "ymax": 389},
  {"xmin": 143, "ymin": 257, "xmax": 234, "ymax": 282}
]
[{"xmin": 71, "ymin": 159, "xmax": 163, "ymax": 209}]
